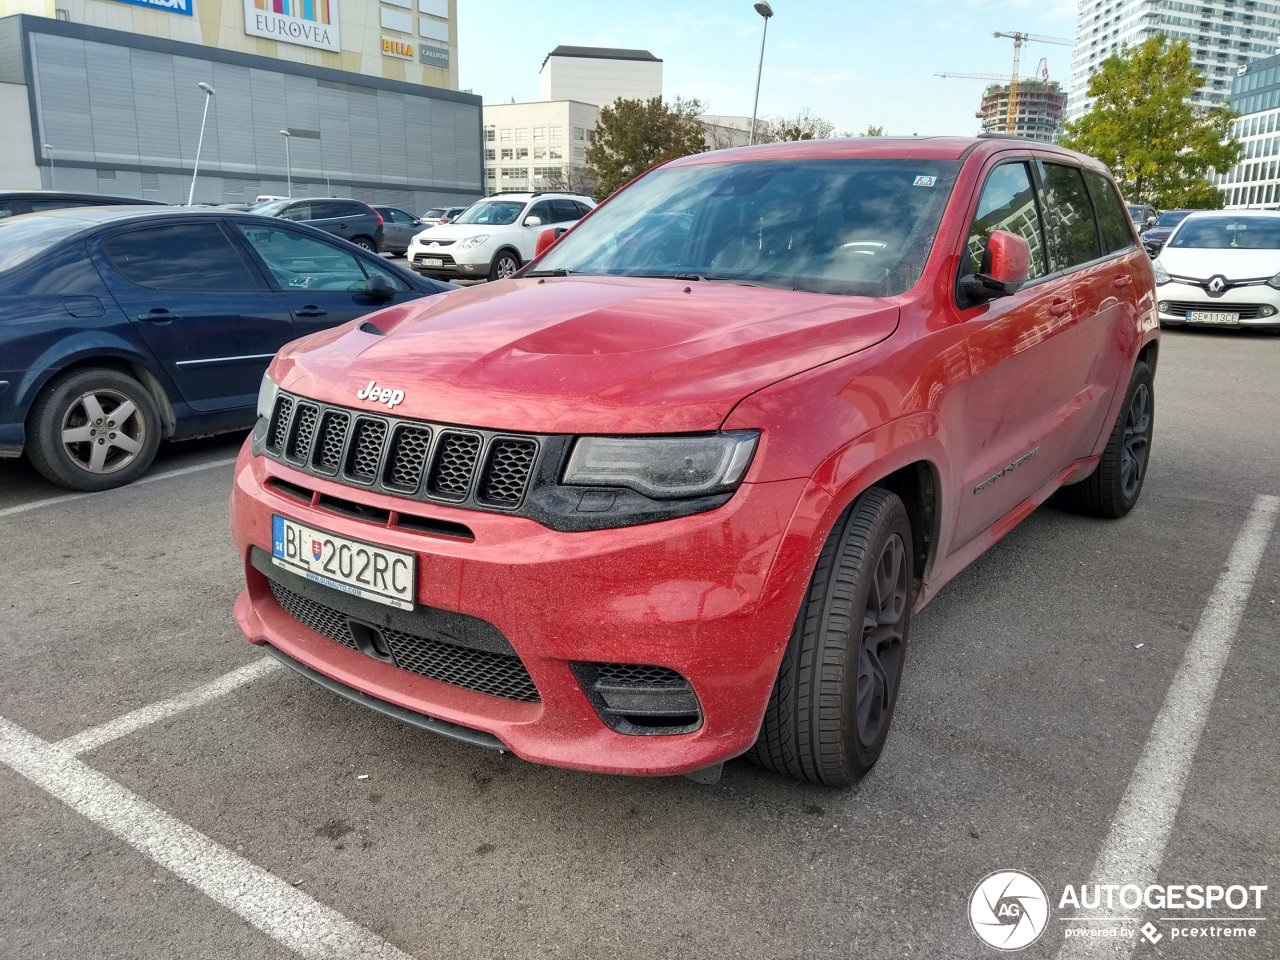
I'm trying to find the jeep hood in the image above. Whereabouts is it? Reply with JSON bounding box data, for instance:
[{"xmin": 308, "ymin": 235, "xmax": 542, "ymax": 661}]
[{"xmin": 274, "ymin": 276, "xmax": 899, "ymax": 434}]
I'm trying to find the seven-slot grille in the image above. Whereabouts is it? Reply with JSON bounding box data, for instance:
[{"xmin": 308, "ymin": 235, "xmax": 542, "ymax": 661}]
[
  {"xmin": 268, "ymin": 579, "xmax": 540, "ymax": 702},
  {"xmin": 264, "ymin": 393, "xmax": 539, "ymax": 511}
]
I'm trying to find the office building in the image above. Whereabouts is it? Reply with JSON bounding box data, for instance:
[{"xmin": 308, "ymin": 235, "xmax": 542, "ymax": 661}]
[
  {"xmin": 1066, "ymin": 0, "xmax": 1280, "ymax": 122},
  {"xmin": 539, "ymin": 45, "xmax": 661, "ymax": 107},
  {"xmin": 975, "ymin": 80, "xmax": 1066, "ymax": 142},
  {"xmin": 0, "ymin": 0, "xmax": 480, "ymax": 210},
  {"xmin": 1217, "ymin": 52, "xmax": 1280, "ymax": 206}
]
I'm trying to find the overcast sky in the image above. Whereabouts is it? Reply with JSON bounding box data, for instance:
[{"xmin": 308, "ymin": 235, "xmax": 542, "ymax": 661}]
[{"xmin": 456, "ymin": 0, "xmax": 1081, "ymax": 136}]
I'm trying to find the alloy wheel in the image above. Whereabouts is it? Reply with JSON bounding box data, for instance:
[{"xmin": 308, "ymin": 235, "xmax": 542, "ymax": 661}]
[
  {"xmin": 1121, "ymin": 382, "xmax": 1151, "ymax": 499},
  {"xmin": 60, "ymin": 389, "xmax": 146, "ymax": 475},
  {"xmin": 856, "ymin": 532, "xmax": 908, "ymax": 748},
  {"xmin": 495, "ymin": 256, "xmax": 518, "ymax": 278}
]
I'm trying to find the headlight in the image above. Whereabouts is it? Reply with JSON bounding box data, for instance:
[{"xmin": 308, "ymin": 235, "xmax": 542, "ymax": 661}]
[
  {"xmin": 1267, "ymin": 272, "xmax": 1280, "ymax": 290},
  {"xmin": 458, "ymin": 234, "xmax": 489, "ymax": 249},
  {"xmin": 256, "ymin": 371, "xmax": 279, "ymax": 421},
  {"xmin": 1153, "ymin": 261, "xmax": 1171, "ymax": 285},
  {"xmin": 563, "ymin": 432, "xmax": 759, "ymax": 500}
]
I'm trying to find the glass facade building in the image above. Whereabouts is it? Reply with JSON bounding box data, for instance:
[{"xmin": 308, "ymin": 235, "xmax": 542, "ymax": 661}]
[{"xmin": 1218, "ymin": 52, "xmax": 1280, "ymax": 207}]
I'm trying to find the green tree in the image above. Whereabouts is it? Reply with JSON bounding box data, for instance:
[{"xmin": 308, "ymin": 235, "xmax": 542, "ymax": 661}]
[
  {"xmin": 861, "ymin": 124, "xmax": 886, "ymax": 137},
  {"xmin": 757, "ymin": 108, "xmax": 835, "ymax": 142},
  {"xmin": 586, "ymin": 96, "xmax": 708, "ymax": 198},
  {"xmin": 1060, "ymin": 37, "xmax": 1240, "ymax": 209}
]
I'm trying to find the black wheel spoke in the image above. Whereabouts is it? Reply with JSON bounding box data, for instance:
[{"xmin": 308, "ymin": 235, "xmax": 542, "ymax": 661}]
[{"xmin": 856, "ymin": 531, "xmax": 909, "ymax": 748}]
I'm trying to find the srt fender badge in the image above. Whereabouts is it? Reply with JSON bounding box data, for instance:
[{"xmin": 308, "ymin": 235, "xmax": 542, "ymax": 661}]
[{"xmin": 357, "ymin": 380, "xmax": 405, "ymax": 409}]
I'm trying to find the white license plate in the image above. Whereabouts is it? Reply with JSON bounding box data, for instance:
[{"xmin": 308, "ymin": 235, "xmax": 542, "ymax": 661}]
[
  {"xmin": 1187, "ymin": 310, "xmax": 1239, "ymax": 325},
  {"xmin": 271, "ymin": 515, "xmax": 414, "ymax": 610},
  {"xmin": 421, "ymin": 257, "xmax": 443, "ymax": 267}
]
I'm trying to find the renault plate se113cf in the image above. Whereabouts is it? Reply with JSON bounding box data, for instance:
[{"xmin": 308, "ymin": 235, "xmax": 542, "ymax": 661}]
[{"xmin": 231, "ymin": 137, "xmax": 1158, "ymax": 786}]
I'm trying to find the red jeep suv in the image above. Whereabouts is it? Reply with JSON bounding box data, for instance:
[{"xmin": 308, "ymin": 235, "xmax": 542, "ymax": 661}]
[{"xmin": 230, "ymin": 137, "xmax": 1157, "ymax": 786}]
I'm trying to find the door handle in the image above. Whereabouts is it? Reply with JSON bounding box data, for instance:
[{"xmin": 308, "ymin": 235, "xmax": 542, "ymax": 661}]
[
  {"xmin": 294, "ymin": 305, "xmax": 327, "ymax": 318},
  {"xmin": 1048, "ymin": 298, "xmax": 1071, "ymax": 316},
  {"xmin": 1112, "ymin": 276, "xmax": 1133, "ymax": 289},
  {"xmin": 136, "ymin": 309, "xmax": 180, "ymax": 323}
]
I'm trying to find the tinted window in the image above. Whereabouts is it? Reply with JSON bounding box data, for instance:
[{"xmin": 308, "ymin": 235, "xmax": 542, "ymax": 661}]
[
  {"xmin": 572, "ymin": 201, "xmax": 593, "ymax": 217},
  {"xmin": 1042, "ymin": 164, "xmax": 1101, "ymax": 269},
  {"xmin": 1083, "ymin": 170, "xmax": 1135, "ymax": 255},
  {"xmin": 308, "ymin": 201, "xmax": 351, "ymax": 220},
  {"xmin": 276, "ymin": 202, "xmax": 312, "ymax": 222},
  {"xmin": 549, "ymin": 199, "xmax": 582, "ymax": 223},
  {"xmin": 0, "ymin": 214, "xmax": 89, "ymax": 271},
  {"xmin": 1168, "ymin": 216, "xmax": 1280, "ymax": 249},
  {"xmin": 235, "ymin": 222, "xmax": 393, "ymax": 290},
  {"xmin": 965, "ymin": 162, "xmax": 1047, "ymax": 280},
  {"xmin": 28, "ymin": 199, "xmax": 98, "ymax": 213},
  {"xmin": 381, "ymin": 207, "xmax": 415, "ymax": 224},
  {"xmin": 534, "ymin": 158, "xmax": 962, "ymax": 297},
  {"xmin": 0, "ymin": 201, "xmax": 17, "ymax": 219},
  {"xmin": 102, "ymin": 222, "xmax": 265, "ymax": 290},
  {"xmin": 1155, "ymin": 210, "xmax": 1192, "ymax": 228}
]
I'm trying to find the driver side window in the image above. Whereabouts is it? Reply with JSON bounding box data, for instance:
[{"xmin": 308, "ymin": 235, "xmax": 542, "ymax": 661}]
[
  {"xmin": 966, "ymin": 162, "xmax": 1048, "ymax": 280},
  {"xmin": 234, "ymin": 223, "xmax": 371, "ymax": 291}
]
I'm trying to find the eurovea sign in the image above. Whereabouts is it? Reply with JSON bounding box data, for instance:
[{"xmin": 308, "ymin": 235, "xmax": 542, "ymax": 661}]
[
  {"xmin": 243, "ymin": 0, "xmax": 340, "ymax": 52},
  {"xmin": 113, "ymin": 0, "xmax": 193, "ymax": 15}
]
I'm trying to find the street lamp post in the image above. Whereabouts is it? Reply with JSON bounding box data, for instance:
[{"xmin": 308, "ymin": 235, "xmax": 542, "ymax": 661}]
[
  {"xmin": 749, "ymin": 1, "xmax": 774, "ymax": 145},
  {"xmin": 187, "ymin": 82, "xmax": 215, "ymax": 206},
  {"xmin": 280, "ymin": 130, "xmax": 293, "ymax": 198},
  {"xmin": 42, "ymin": 143, "xmax": 55, "ymax": 189}
]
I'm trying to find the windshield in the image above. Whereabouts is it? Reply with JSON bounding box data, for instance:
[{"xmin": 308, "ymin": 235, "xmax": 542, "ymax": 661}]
[
  {"xmin": 0, "ymin": 215, "xmax": 88, "ymax": 272},
  {"xmin": 532, "ymin": 158, "xmax": 961, "ymax": 297},
  {"xmin": 254, "ymin": 200, "xmax": 290, "ymax": 217},
  {"xmin": 1169, "ymin": 217, "xmax": 1280, "ymax": 249},
  {"xmin": 1155, "ymin": 210, "xmax": 1192, "ymax": 228},
  {"xmin": 454, "ymin": 201, "xmax": 525, "ymax": 225}
]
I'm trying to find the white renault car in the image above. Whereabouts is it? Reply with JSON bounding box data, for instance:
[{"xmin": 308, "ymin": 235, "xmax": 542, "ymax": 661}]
[
  {"xmin": 407, "ymin": 192, "xmax": 595, "ymax": 282},
  {"xmin": 1154, "ymin": 210, "xmax": 1280, "ymax": 329}
]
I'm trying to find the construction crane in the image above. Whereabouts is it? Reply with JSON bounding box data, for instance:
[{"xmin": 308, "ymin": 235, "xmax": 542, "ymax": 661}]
[{"xmin": 993, "ymin": 31, "xmax": 1074, "ymax": 134}]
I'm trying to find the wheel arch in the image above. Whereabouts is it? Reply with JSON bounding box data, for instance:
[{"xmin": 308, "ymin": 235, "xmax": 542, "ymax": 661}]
[{"xmin": 20, "ymin": 349, "xmax": 177, "ymax": 440}]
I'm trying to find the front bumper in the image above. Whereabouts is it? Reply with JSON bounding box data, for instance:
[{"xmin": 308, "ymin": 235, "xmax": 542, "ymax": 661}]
[
  {"xmin": 405, "ymin": 244, "xmax": 489, "ymax": 279},
  {"xmin": 230, "ymin": 439, "xmax": 811, "ymax": 776},
  {"xmin": 1156, "ymin": 280, "xmax": 1280, "ymax": 328}
]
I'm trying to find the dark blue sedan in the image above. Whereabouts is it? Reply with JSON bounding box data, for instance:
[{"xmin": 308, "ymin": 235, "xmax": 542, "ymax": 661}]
[{"xmin": 0, "ymin": 207, "xmax": 452, "ymax": 490}]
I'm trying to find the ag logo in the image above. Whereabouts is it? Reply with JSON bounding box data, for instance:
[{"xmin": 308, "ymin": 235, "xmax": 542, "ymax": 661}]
[{"xmin": 969, "ymin": 870, "xmax": 1050, "ymax": 951}]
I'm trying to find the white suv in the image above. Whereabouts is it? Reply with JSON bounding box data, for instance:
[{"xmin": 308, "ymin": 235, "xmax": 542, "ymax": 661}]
[{"xmin": 407, "ymin": 192, "xmax": 595, "ymax": 282}]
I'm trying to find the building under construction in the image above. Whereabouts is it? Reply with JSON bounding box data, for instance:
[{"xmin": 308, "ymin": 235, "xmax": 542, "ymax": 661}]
[{"xmin": 976, "ymin": 80, "xmax": 1067, "ymax": 142}]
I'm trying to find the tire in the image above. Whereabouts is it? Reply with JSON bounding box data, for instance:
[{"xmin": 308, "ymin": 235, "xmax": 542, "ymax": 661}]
[
  {"xmin": 749, "ymin": 487, "xmax": 913, "ymax": 786},
  {"xmin": 25, "ymin": 368, "xmax": 163, "ymax": 491},
  {"xmin": 1056, "ymin": 359, "xmax": 1153, "ymax": 519},
  {"xmin": 488, "ymin": 249, "xmax": 521, "ymax": 281},
  {"xmin": 352, "ymin": 235, "xmax": 376, "ymax": 251}
]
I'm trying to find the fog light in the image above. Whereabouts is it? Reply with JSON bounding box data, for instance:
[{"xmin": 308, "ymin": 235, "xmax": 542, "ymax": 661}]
[
  {"xmin": 1260, "ymin": 304, "xmax": 1277, "ymax": 317},
  {"xmin": 462, "ymin": 263, "xmax": 475, "ymax": 272},
  {"xmin": 1158, "ymin": 301, "xmax": 1171, "ymax": 314}
]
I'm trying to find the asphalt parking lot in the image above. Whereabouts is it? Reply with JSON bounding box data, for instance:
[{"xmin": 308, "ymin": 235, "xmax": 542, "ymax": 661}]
[{"xmin": 0, "ymin": 328, "xmax": 1276, "ymax": 960}]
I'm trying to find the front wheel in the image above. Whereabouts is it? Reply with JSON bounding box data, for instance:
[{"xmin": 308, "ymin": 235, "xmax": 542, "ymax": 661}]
[
  {"xmin": 488, "ymin": 250, "xmax": 520, "ymax": 281},
  {"xmin": 750, "ymin": 487, "xmax": 913, "ymax": 786},
  {"xmin": 25, "ymin": 367, "xmax": 163, "ymax": 491},
  {"xmin": 1056, "ymin": 359, "xmax": 1153, "ymax": 519},
  {"xmin": 352, "ymin": 235, "xmax": 376, "ymax": 251}
]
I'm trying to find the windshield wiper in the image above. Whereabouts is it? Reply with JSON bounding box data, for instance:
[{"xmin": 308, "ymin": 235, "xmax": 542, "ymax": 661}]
[
  {"xmin": 627, "ymin": 271, "xmax": 771, "ymax": 287},
  {"xmin": 524, "ymin": 268, "xmax": 572, "ymax": 277}
]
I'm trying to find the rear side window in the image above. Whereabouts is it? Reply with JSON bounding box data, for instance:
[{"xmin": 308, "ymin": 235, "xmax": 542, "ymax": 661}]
[
  {"xmin": 1042, "ymin": 163, "xmax": 1102, "ymax": 270},
  {"xmin": 549, "ymin": 199, "xmax": 583, "ymax": 223},
  {"xmin": 1083, "ymin": 171, "xmax": 1135, "ymax": 255},
  {"xmin": 965, "ymin": 162, "xmax": 1048, "ymax": 280},
  {"xmin": 102, "ymin": 222, "xmax": 265, "ymax": 291}
]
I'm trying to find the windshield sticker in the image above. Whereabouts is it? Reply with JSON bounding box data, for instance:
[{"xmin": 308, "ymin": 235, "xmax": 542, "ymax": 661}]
[{"xmin": 913, "ymin": 175, "xmax": 937, "ymax": 187}]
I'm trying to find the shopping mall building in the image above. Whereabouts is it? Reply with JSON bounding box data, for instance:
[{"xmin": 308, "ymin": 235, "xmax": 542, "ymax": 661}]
[{"xmin": 0, "ymin": 0, "xmax": 482, "ymax": 210}]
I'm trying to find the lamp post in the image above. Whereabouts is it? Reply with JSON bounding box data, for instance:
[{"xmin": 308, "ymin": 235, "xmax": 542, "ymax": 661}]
[
  {"xmin": 280, "ymin": 130, "xmax": 293, "ymax": 198},
  {"xmin": 187, "ymin": 82, "xmax": 215, "ymax": 206},
  {"xmin": 42, "ymin": 143, "xmax": 55, "ymax": 189},
  {"xmin": 749, "ymin": 1, "xmax": 774, "ymax": 145}
]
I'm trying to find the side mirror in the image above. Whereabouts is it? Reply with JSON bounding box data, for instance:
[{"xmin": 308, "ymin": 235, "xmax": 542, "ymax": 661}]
[
  {"xmin": 364, "ymin": 273, "xmax": 397, "ymax": 303},
  {"xmin": 534, "ymin": 226, "xmax": 569, "ymax": 257},
  {"xmin": 411, "ymin": 218, "xmax": 422, "ymax": 226},
  {"xmin": 1144, "ymin": 216, "xmax": 1157, "ymax": 229},
  {"xmin": 523, "ymin": 215, "xmax": 543, "ymax": 227},
  {"xmin": 959, "ymin": 230, "xmax": 1031, "ymax": 306}
]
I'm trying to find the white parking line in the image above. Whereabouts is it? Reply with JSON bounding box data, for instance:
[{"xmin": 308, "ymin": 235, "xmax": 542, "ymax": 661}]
[
  {"xmin": 0, "ymin": 715, "xmax": 418, "ymax": 960},
  {"xmin": 1056, "ymin": 493, "xmax": 1279, "ymax": 959},
  {"xmin": 57, "ymin": 658, "xmax": 282, "ymax": 756},
  {"xmin": 0, "ymin": 456, "xmax": 238, "ymax": 520}
]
